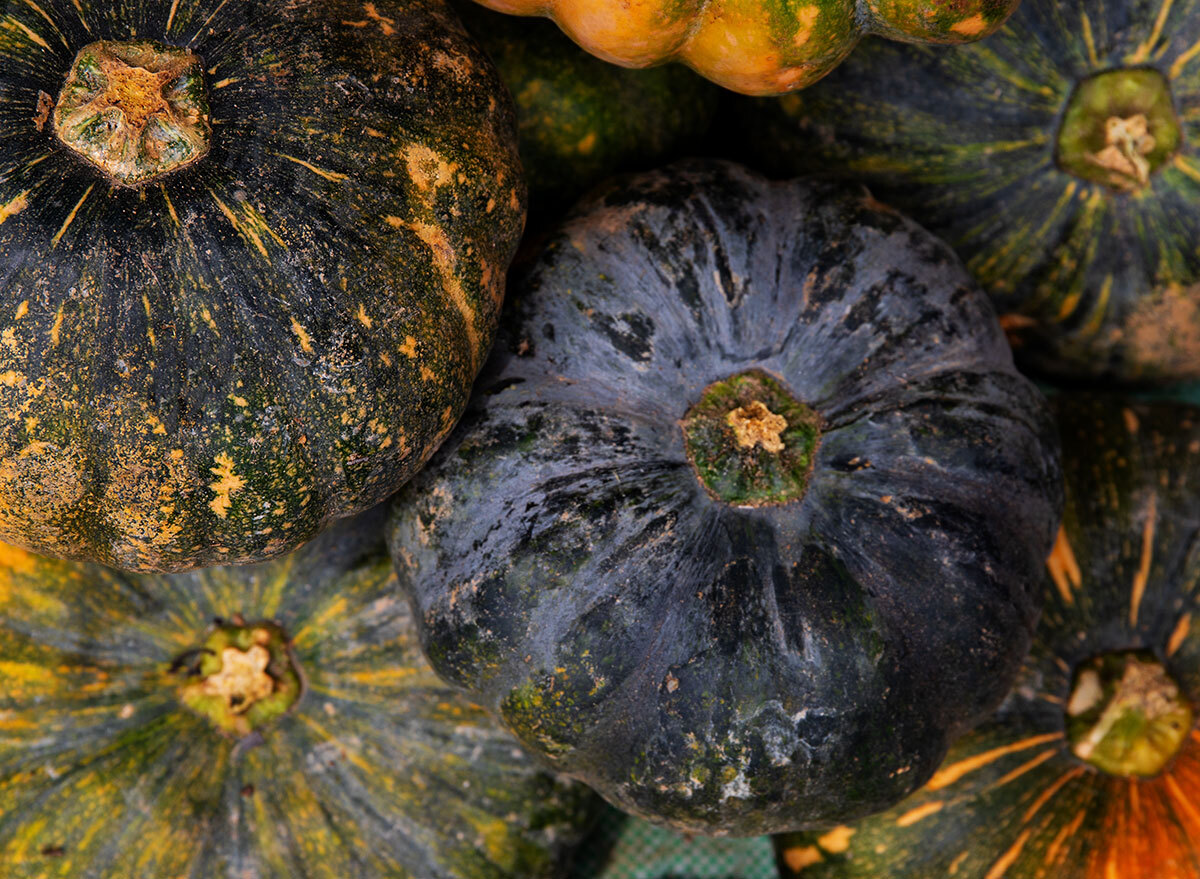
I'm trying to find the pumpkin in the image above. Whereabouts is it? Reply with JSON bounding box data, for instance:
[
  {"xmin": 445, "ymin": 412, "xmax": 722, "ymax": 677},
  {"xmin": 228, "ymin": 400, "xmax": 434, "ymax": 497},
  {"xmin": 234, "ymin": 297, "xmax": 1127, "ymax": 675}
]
[
  {"xmin": 735, "ymin": 0, "xmax": 1200, "ymax": 383},
  {"xmin": 0, "ymin": 510, "xmax": 599, "ymax": 878},
  {"xmin": 0, "ymin": 0, "xmax": 524, "ymax": 572},
  {"xmin": 454, "ymin": 3, "xmax": 718, "ymax": 219},
  {"xmin": 386, "ymin": 160, "xmax": 1064, "ymax": 837},
  {"xmin": 471, "ymin": 0, "xmax": 1019, "ymax": 96},
  {"xmin": 775, "ymin": 396, "xmax": 1200, "ymax": 879}
]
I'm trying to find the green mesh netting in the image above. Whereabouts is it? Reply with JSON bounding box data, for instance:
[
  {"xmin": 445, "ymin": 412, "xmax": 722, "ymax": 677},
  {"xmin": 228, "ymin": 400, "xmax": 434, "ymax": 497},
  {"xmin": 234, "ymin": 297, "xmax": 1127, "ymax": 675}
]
[{"xmin": 570, "ymin": 807, "xmax": 778, "ymax": 879}]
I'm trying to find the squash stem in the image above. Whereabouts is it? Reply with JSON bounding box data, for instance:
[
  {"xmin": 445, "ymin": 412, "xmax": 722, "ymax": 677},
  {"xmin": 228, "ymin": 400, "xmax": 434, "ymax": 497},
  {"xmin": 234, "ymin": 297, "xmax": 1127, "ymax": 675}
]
[
  {"xmin": 1066, "ymin": 651, "xmax": 1192, "ymax": 777},
  {"xmin": 175, "ymin": 620, "xmax": 303, "ymax": 738}
]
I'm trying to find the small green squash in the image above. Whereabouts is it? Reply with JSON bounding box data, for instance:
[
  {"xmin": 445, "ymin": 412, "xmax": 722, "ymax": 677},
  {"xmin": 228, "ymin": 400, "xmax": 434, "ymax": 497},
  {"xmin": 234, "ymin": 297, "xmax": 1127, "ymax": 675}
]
[
  {"xmin": 0, "ymin": 0, "xmax": 524, "ymax": 571},
  {"xmin": 455, "ymin": 3, "xmax": 718, "ymax": 219},
  {"xmin": 0, "ymin": 512, "xmax": 599, "ymax": 878},
  {"xmin": 387, "ymin": 161, "xmax": 1063, "ymax": 837},
  {"xmin": 471, "ymin": 0, "xmax": 1019, "ymax": 95},
  {"xmin": 776, "ymin": 396, "xmax": 1200, "ymax": 879},
  {"xmin": 737, "ymin": 0, "xmax": 1200, "ymax": 383}
]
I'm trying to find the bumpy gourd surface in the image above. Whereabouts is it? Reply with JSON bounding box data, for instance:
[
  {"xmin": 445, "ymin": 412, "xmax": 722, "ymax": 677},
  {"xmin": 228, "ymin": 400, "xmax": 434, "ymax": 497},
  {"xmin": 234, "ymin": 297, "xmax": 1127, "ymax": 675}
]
[
  {"xmin": 742, "ymin": 0, "xmax": 1200, "ymax": 382},
  {"xmin": 0, "ymin": 0, "xmax": 524, "ymax": 571},
  {"xmin": 474, "ymin": 0, "xmax": 1018, "ymax": 95},
  {"xmin": 388, "ymin": 161, "xmax": 1063, "ymax": 836},
  {"xmin": 777, "ymin": 397, "xmax": 1200, "ymax": 878},
  {"xmin": 0, "ymin": 514, "xmax": 598, "ymax": 878}
]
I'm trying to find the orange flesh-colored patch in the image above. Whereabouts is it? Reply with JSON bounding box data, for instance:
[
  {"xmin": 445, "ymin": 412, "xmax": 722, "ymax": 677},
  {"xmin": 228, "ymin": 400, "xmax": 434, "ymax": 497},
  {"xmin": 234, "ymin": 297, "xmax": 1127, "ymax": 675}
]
[
  {"xmin": 1130, "ymin": 493, "xmax": 1157, "ymax": 625},
  {"xmin": 1046, "ymin": 526, "xmax": 1081, "ymax": 604},
  {"xmin": 950, "ymin": 13, "xmax": 987, "ymax": 36}
]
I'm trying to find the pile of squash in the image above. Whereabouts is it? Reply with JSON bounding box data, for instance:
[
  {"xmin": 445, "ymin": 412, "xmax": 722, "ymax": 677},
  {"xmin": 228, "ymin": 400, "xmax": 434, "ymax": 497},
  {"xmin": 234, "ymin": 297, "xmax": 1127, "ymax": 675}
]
[{"xmin": 0, "ymin": 0, "xmax": 1195, "ymax": 877}]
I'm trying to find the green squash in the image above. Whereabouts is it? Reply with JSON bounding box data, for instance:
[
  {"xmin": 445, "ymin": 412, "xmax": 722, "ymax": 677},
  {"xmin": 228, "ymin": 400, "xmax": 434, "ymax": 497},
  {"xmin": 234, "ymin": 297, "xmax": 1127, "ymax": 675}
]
[
  {"xmin": 0, "ymin": 512, "xmax": 599, "ymax": 878},
  {"xmin": 0, "ymin": 0, "xmax": 524, "ymax": 572},
  {"xmin": 736, "ymin": 0, "xmax": 1200, "ymax": 383},
  {"xmin": 455, "ymin": 3, "xmax": 718, "ymax": 219},
  {"xmin": 776, "ymin": 396, "xmax": 1200, "ymax": 878},
  {"xmin": 387, "ymin": 160, "xmax": 1063, "ymax": 836}
]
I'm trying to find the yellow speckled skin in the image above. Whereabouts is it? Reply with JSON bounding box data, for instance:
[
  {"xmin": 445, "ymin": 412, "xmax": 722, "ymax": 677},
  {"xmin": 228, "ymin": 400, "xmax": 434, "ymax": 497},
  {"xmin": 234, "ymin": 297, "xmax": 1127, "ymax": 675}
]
[
  {"xmin": 0, "ymin": 512, "xmax": 598, "ymax": 878},
  {"xmin": 0, "ymin": 0, "xmax": 525, "ymax": 571},
  {"xmin": 473, "ymin": 0, "xmax": 1019, "ymax": 94}
]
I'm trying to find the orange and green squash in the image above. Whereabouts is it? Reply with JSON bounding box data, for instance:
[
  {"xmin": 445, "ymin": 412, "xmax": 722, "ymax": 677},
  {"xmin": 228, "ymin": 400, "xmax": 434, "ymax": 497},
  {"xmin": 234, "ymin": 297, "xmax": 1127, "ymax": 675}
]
[
  {"xmin": 776, "ymin": 396, "xmax": 1200, "ymax": 878},
  {"xmin": 471, "ymin": 0, "xmax": 1020, "ymax": 95},
  {"xmin": 0, "ymin": 0, "xmax": 524, "ymax": 572},
  {"xmin": 0, "ymin": 511, "xmax": 599, "ymax": 878},
  {"xmin": 737, "ymin": 0, "xmax": 1200, "ymax": 383},
  {"xmin": 455, "ymin": 3, "xmax": 718, "ymax": 219},
  {"xmin": 387, "ymin": 161, "xmax": 1063, "ymax": 837}
]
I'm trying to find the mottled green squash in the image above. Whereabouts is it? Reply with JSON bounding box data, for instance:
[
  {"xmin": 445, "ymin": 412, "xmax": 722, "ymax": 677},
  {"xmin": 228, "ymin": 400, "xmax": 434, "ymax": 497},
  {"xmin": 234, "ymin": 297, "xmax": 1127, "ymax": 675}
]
[
  {"xmin": 776, "ymin": 396, "xmax": 1200, "ymax": 879},
  {"xmin": 472, "ymin": 0, "xmax": 1019, "ymax": 95},
  {"xmin": 455, "ymin": 3, "xmax": 718, "ymax": 219},
  {"xmin": 0, "ymin": 512, "xmax": 599, "ymax": 878},
  {"xmin": 0, "ymin": 0, "xmax": 524, "ymax": 571},
  {"xmin": 736, "ymin": 0, "xmax": 1200, "ymax": 383}
]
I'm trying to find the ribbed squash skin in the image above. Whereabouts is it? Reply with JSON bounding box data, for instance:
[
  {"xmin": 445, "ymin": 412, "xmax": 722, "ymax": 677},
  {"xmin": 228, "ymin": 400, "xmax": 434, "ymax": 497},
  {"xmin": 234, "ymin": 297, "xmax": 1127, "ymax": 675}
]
[
  {"xmin": 455, "ymin": 3, "xmax": 718, "ymax": 218},
  {"xmin": 736, "ymin": 0, "xmax": 1200, "ymax": 383},
  {"xmin": 388, "ymin": 161, "xmax": 1063, "ymax": 837},
  {"xmin": 776, "ymin": 397, "xmax": 1200, "ymax": 879},
  {"xmin": 0, "ymin": 512, "xmax": 599, "ymax": 879},
  {"xmin": 0, "ymin": 0, "xmax": 524, "ymax": 572},
  {"xmin": 473, "ymin": 0, "xmax": 1019, "ymax": 95}
]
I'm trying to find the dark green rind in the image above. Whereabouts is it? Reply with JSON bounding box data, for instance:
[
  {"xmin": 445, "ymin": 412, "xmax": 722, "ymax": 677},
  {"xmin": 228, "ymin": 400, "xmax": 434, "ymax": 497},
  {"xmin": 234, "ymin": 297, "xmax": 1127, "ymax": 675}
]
[
  {"xmin": 775, "ymin": 397, "xmax": 1200, "ymax": 878},
  {"xmin": 0, "ymin": 0, "xmax": 525, "ymax": 571},
  {"xmin": 388, "ymin": 161, "xmax": 1062, "ymax": 836},
  {"xmin": 0, "ymin": 512, "xmax": 599, "ymax": 878},
  {"xmin": 735, "ymin": 0, "xmax": 1200, "ymax": 383},
  {"xmin": 454, "ymin": 3, "xmax": 718, "ymax": 218}
]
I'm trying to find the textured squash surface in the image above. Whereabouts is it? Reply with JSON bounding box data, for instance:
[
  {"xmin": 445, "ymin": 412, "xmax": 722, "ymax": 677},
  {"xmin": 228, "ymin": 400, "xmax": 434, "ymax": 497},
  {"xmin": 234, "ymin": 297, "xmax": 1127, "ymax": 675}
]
[
  {"xmin": 0, "ymin": 513, "xmax": 598, "ymax": 878},
  {"xmin": 776, "ymin": 397, "xmax": 1200, "ymax": 878},
  {"xmin": 455, "ymin": 3, "xmax": 718, "ymax": 218},
  {"xmin": 738, "ymin": 0, "xmax": 1200, "ymax": 383},
  {"xmin": 0, "ymin": 0, "xmax": 524, "ymax": 571},
  {"xmin": 388, "ymin": 161, "xmax": 1063, "ymax": 836},
  {"xmin": 473, "ymin": 0, "xmax": 1019, "ymax": 95}
]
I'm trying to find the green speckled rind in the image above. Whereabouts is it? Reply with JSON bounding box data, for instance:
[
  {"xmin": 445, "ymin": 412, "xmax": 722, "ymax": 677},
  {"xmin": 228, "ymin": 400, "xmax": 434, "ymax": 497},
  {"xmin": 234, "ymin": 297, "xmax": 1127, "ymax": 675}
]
[
  {"xmin": 736, "ymin": 0, "xmax": 1200, "ymax": 383},
  {"xmin": 473, "ymin": 0, "xmax": 1018, "ymax": 95},
  {"xmin": 0, "ymin": 0, "xmax": 524, "ymax": 571},
  {"xmin": 455, "ymin": 3, "xmax": 718, "ymax": 218},
  {"xmin": 775, "ymin": 397, "xmax": 1200, "ymax": 879},
  {"xmin": 0, "ymin": 512, "xmax": 599, "ymax": 879}
]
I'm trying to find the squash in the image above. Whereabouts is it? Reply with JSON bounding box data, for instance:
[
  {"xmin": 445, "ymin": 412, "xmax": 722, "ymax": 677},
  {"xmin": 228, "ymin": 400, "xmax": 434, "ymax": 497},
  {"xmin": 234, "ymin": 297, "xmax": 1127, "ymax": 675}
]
[
  {"xmin": 387, "ymin": 160, "xmax": 1064, "ymax": 837},
  {"xmin": 0, "ymin": 0, "xmax": 524, "ymax": 572},
  {"xmin": 454, "ymin": 3, "xmax": 718, "ymax": 219},
  {"xmin": 735, "ymin": 0, "xmax": 1200, "ymax": 383},
  {"xmin": 0, "ymin": 511, "xmax": 599, "ymax": 878},
  {"xmin": 471, "ymin": 0, "xmax": 1020, "ymax": 95},
  {"xmin": 775, "ymin": 396, "xmax": 1200, "ymax": 879}
]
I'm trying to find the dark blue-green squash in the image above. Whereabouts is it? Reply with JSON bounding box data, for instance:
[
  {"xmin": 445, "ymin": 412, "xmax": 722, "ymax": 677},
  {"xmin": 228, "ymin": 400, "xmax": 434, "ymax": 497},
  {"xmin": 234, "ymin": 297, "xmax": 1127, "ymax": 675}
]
[
  {"xmin": 734, "ymin": 0, "xmax": 1200, "ymax": 384},
  {"xmin": 775, "ymin": 396, "xmax": 1200, "ymax": 878},
  {"xmin": 0, "ymin": 511, "xmax": 600, "ymax": 878},
  {"xmin": 0, "ymin": 0, "xmax": 524, "ymax": 572},
  {"xmin": 386, "ymin": 161, "xmax": 1064, "ymax": 837}
]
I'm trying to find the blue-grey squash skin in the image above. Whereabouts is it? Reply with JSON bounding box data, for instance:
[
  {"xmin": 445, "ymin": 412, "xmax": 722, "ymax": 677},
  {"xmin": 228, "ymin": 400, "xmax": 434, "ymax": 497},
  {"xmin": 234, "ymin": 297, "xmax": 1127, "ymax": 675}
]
[{"xmin": 386, "ymin": 161, "xmax": 1064, "ymax": 837}]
